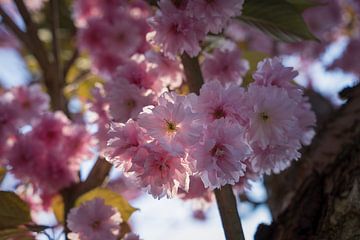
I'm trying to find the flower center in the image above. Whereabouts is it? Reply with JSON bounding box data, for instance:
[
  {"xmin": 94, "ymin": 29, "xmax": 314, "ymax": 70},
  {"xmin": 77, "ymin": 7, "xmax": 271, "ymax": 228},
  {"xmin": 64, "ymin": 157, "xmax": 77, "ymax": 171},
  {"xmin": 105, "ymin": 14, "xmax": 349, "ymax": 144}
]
[
  {"xmin": 210, "ymin": 145, "xmax": 226, "ymax": 160},
  {"xmin": 125, "ymin": 99, "xmax": 136, "ymax": 110},
  {"xmin": 259, "ymin": 112, "xmax": 269, "ymax": 122},
  {"xmin": 91, "ymin": 220, "xmax": 101, "ymax": 230},
  {"xmin": 213, "ymin": 106, "xmax": 226, "ymax": 119},
  {"xmin": 165, "ymin": 120, "xmax": 177, "ymax": 133}
]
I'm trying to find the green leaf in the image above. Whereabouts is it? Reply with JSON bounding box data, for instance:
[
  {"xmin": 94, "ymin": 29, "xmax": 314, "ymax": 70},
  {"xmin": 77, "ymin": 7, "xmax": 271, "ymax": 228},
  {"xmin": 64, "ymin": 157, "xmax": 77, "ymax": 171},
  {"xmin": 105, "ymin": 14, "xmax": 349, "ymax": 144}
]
[
  {"xmin": 0, "ymin": 228, "xmax": 33, "ymax": 240},
  {"xmin": 286, "ymin": 0, "xmax": 321, "ymax": 12},
  {"xmin": 76, "ymin": 188, "xmax": 138, "ymax": 222},
  {"xmin": 0, "ymin": 191, "xmax": 31, "ymax": 229},
  {"xmin": 239, "ymin": 0, "xmax": 318, "ymax": 42}
]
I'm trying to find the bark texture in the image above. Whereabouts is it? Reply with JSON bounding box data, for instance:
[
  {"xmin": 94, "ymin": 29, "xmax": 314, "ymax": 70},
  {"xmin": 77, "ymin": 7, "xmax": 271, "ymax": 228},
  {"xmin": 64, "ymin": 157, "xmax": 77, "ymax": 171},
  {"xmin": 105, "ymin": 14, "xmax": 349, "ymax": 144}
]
[{"xmin": 256, "ymin": 84, "xmax": 360, "ymax": 240}]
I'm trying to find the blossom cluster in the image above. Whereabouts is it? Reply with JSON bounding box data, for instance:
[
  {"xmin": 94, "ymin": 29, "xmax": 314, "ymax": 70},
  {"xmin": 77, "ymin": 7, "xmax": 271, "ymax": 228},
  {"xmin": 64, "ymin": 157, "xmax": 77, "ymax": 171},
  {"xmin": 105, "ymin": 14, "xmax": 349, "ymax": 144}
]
[
  {"xmin": 149, "ymin": 0, "xmax": 244, "ymax": 58},
  {"xmin": 0, "ymin": 85, "xmax": 94, "ymax": 199},
  {"xmin": 105, "ymin": 58, "xmax": 316, "ymax": 199}
]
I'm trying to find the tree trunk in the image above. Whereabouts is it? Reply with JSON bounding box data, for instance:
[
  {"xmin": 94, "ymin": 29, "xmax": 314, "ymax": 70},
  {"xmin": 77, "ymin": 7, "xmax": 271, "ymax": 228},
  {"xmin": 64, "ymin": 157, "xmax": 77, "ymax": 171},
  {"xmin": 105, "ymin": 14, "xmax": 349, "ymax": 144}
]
[{"xmin": 256, "ymin": 84, "xmax": 360, "ymax": 240}]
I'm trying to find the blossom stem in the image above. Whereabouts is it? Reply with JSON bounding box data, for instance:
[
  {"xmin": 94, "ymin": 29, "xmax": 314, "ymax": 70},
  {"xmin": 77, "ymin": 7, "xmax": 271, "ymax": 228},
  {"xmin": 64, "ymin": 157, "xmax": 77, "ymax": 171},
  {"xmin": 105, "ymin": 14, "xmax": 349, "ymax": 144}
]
[
  {"xmin": 181, "ymin": 53, "xmax": 245, "ymax": 240},
  {"xmin": 214, "ymin": 185, "xmax": 245, "ymax": 240}
]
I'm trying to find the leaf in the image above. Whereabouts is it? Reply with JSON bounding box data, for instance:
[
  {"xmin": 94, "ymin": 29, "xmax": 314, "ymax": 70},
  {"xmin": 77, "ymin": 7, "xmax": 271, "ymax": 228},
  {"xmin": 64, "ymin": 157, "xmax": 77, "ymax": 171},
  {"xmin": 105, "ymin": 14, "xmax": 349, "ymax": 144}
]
[
  {"xmin": 286, "ymin": 0, "xmax": 321, "ymax": 12},
  {"xmin": 0, "ymin": 228, "xmax": 33, "ymax": 240},
  {"xmin": 239, "ymin": 0, "xmax": 318, "ymax": 42},
  {"xmin": 0, "ymin": 191, "xmax": 31, "ymax": 229},
  {"xmin": 51, "ymin": 195, "xmax": 64, "ymax": 223},
  {"xmin": 76, "ymin": 188, "xmax": 138, "ymax": 222}
]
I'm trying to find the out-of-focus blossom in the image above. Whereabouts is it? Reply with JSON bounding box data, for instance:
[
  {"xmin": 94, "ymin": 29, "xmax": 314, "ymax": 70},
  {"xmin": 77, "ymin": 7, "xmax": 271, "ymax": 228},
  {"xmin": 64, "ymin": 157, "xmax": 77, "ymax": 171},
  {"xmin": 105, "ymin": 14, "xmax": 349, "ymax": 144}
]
[
  {"xmin": 148, "ymin": 0, "xmax": 206, "ymax": 58},
  {"xmin": 188, "ymin": 0, "xmax": 244, "ymax": 34},
  {"xmin": 329, "ymin": 39, "xmax": 360, "ymax": 76},
  {"xmin": 67, "ymin": 198, "xmax": 122, "ymax": 240},
  {"xmin": 202, "ymin": 48, "xmax": 249, "ymax": 85},
  {"xmin": 124, "ymin": 233, "xmax": 142, "ymax": 240},
  {"xmin": 10, "ymin": 84, "xmax": 50, "ymax": 122},
  {"xmin": 105, "ymin": 80, "xmax": 154, "ymax": 123}
]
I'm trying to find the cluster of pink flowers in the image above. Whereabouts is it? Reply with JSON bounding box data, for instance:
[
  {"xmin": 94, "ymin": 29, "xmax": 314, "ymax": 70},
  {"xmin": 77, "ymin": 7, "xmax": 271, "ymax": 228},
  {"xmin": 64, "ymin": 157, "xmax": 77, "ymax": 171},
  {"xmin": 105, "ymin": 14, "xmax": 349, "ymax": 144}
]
[
  {"xmin": 74, "ymin": 0, "xmax": 151, "ymax": 75},
  {"xmin": 201, "ymin": 47, "xmax": 249, "ymax": 85},
  {"xmin": 0, "ymin": 85, "xmax": 94, "ymax": 198},
  {"xmin": 105, "ymin": 58, "xmax": 316, "ymax": 199},
  {"xmin": 67, "ymin": 198, "xmax": 122, "ymax": 240},
  {"xmin": 67, "ymin": 197, "xmax": 142, "ymax": 240},
  {"xmin": 149, "ymin": 0, "xmax": 244, "ymax": 58},
  {"xmin": 7, "ymin": 111, "xmax": 94, "ymax": 196}
]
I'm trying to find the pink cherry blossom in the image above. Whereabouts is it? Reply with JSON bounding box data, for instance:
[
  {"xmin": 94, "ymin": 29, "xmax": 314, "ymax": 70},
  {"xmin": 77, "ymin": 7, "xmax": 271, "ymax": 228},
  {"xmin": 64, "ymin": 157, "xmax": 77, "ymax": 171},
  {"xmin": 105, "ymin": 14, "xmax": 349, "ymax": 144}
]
[
  {"xmin": 67, "ymin": 198, "xmax": 122, "ymax": 240},
  {"xmin": 73, "ymin": 0, "xmax": 102, "ymax": 27},
  {"xmin": 105, "ymin": 14, "xmax": 142, "ymax": 58},
  {"xmin": 191, "ymin": 119, "xmax": 250, "ymax": 189},
  {"xmin": 31, "ymin": 112, "xmax": 68, "ymax": 147},
  {"xmin": 105, "ymin": 80, "xmax": 154, "ymax": 123},
  {"xmin": 107, "ymin": 174, "xmax": 142, "ymax": 201},
  {"xmin": 132, "ymin": 142, "xmax": 191, "ymax": 199},
  {"xmin": 250, "ymin": 141, "xmax": 301, "ymax": 175},
  {"xmin": 178, "ymin": 176, "xmax": 213, "ymax": 203},
  {"xmin": 7, "ymin": 134, "xmax": 76, "ymax": 194},
  {"xmin": 194, "ymin": 80, "xmax": 245, "ymax": 124},
  {"xmin": 148, "ymin": 1, "xmax": 206, "ymax": 58},
  {"xmin": 202, "ymin": 48, "xmax": 249, "ymax": 85},
  {"xmin": 10, "ymin": 84, "xmax": 50, "ymax": 122},
  {"xmin": 77, "ymin": 18, "xmax": 110, "ymax": 53},
  {"xmin": 252, "ymin": 58, "xmax": 299, "ymax": 91},
  {"xmin": 188, "ymin": 0, "xmax": 244, "ymax": 33},
  {"xmin": 91, "ymin": 51, "xmax": 125, "ymax": 76},
  {"xmin": 7, "ymin": 134, "xmax": 46, "ymax": 183},
  {"xmin": 87, "ymin": 86, "xmax": 111, "ymax": 150},
  {"xmin": 295, "ymin": 98, "xmax": 316, "ymax": 146},
  {"xmin": 234, "ymin": 157, "xmax": 259, "ymax": 192},
  {"xmin": 243, "ymin": 85, "xmax": 299, "ymax": 149},
  {"xmin": 105, "ymin": 119, "xmax": 150, "ymax": 172},
  {"xmin": 112, "ymin": 60, "xmax": 157, "ymax": 90},
  {"xmin": 63, "ymin": 123, "xmax": 95, "ymax": 165},
  {"xmin": 138, "ymin": 92, "xmax": 202, "ymax": 156},
  {"xmin": 0, "ymin": 97, "xmax": 17, "ymax": 138},
  {"xmin": 145, "ymin": 50, "xmax": 184, "ymax": 90}
]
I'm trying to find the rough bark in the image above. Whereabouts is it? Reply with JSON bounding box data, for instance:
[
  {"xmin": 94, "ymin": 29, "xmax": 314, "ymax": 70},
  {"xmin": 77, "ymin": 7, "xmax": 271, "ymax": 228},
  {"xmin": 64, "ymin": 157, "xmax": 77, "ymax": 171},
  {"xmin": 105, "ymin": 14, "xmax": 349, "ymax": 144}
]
[{"xmin": 256, "ymin": 84, "xmax": 360, "ymax": 240}]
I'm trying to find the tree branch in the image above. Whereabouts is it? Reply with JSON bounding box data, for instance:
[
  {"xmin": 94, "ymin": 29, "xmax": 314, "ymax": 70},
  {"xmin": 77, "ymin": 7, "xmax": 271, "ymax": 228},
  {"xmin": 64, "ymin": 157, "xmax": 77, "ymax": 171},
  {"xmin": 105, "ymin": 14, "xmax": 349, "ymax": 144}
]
[
  {"xmin": 14, "ymin": 0, "xmax": 49, "ymax": 70},
  {"xmin": 181, "ymin": 53, "xmax": 245, "ymax": 240},
  {"xmin": 215, "ymin": 186, "xmax": 246, "ymax": 240},
  {"xmin": 181, "ymin": 53, "xmax": 204, "ymax": 94},
  {"xmin": 50, "ymin": 0, "xmax": 61, "ymax": 83}
]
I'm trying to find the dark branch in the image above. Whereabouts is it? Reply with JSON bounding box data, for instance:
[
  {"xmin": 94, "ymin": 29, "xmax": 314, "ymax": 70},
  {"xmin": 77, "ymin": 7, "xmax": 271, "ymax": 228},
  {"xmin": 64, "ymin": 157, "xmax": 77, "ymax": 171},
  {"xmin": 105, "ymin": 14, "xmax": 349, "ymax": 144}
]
[{"xmin": 14, "ymin": 0, "xmax": 49, "ymax": 70}]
